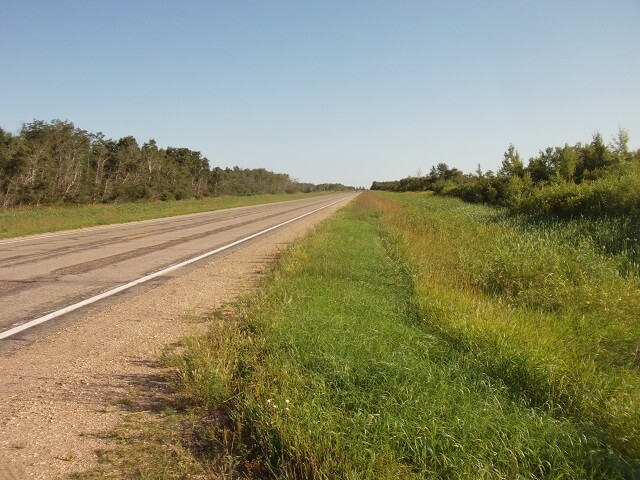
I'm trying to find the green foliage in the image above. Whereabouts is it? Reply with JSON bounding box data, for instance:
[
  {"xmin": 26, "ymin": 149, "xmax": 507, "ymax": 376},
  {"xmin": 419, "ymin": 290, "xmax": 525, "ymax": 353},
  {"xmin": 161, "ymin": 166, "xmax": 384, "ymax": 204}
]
[
  {"xmin": 0, "ymin": 119, "xmax": 355, "ymax": 208},
  {"xmin": 500, "ymin": 144, "xmax": 525, "ymax": 178},
  {"xmin": 370, "ymin": 162, "xmax": 464, "ymax": 193},
  {"xmin": 371, "ymin": 129, "xmax": 640, "ymax": 219},
  {"xmin": 513, "ymin": 169, "xmax": 640, "ymax": 218},
  {"xmin": 211, "ymin": 166, "xmax": 296, "ymax": 196},
  {"xmin": 458, "ymin": 131, "xmax": 640, "ymax": 217}
]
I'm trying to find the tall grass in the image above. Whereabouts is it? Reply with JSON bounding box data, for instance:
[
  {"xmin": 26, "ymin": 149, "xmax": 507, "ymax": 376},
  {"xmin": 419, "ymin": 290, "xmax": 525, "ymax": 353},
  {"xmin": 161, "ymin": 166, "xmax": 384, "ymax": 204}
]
[
  {"xmin": 0, "ymin": 192, "xmax": 327, "ymax": 239},
  {"xmin": 496, "ymin": 213, "xmax": 640, "ymax": 277},
  {"xmin": 376, "ymin": 192, "xmax": 640, "ymax": 463},
  {"xmin": 172, "ymin": 194, "xmax": 633, "ymax": 478}
]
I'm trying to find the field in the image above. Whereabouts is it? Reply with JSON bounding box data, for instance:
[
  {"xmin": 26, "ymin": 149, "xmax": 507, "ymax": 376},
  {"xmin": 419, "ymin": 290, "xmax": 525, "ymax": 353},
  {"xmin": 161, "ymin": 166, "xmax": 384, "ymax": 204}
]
[{"xmin": 77, "ymin": 191, "xmax": 640, "ymax": 478}]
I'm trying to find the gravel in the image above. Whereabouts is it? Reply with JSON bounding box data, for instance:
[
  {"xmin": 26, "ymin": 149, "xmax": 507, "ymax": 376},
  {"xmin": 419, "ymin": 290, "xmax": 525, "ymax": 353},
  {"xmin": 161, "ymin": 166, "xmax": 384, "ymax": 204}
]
[{"xmin": 0, "ymin": 202, "xmax": 344, "ymax": 479}]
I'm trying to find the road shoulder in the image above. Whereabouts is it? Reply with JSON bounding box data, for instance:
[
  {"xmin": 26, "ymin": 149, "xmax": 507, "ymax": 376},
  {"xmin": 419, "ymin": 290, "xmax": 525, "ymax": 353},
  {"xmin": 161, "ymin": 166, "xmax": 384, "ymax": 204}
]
[{"xmin": 0, "ymin": 202, "xmax": 344, "ymax": 480}]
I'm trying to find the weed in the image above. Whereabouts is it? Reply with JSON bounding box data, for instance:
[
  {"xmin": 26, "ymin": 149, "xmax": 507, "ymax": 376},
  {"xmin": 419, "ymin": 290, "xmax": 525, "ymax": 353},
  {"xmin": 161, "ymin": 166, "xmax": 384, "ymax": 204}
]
[
  {"xmin": 212, "ymin": 195, "xmax": 634, "ymax": 478},
  {"xmin": 377, "ymin": 192, "xmax": 640, "ymax": 461}
]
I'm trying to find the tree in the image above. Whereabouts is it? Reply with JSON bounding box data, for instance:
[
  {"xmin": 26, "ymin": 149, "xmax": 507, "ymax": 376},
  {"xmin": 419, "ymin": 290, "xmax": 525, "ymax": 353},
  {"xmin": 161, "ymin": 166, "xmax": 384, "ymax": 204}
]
[
  {"xmin": 499, "ymin": 144, "xmax": 524, "ymax": 178},
  {"xmin": 557, "ymin": 145, "xmax": 579, "ymax": 183},
  {"xmin": 165, "ymin": 147, "xmax": 209, "ymax": 198},
  {"xmin": 0, "ymin": 128, "xmax": 25, "ymax": 207},
  {"xmin": 611, "ymin": 128, "xmax": 630, "ymax": 158},
  {"xmin": 0, "ymin": 118, "xmax": 356, "ymax": 207},
  {"xmin": 16, "ymin": 120, "xmax": 91, "ymax": 204},
  {"xmin": 580, "ymin": 132, "xmax": 614, "ymax": 179}
]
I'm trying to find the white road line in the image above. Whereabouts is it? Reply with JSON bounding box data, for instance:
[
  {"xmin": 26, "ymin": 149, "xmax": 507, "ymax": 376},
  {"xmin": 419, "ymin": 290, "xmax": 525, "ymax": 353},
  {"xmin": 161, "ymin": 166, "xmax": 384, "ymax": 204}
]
[{"xmin": 0, "ymin": 198, "xmax": 344, "ymax": 340}]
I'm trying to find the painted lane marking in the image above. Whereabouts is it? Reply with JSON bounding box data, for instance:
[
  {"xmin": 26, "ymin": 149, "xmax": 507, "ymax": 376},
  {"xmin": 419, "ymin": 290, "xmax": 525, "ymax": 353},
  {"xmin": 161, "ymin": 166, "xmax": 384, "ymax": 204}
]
[{"xmin": 0, "ymin": 198, "xmax": 345, "ymax": 340}]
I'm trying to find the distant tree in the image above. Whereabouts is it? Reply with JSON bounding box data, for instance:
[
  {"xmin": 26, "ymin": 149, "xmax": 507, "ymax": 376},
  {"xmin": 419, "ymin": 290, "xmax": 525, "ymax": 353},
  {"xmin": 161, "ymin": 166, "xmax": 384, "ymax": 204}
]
[
  {"xmin": 557, "ymin": 145, "xmax": 579, "ymax": 183},
  {"xmin": 0, "ymin": 128, "xmax": 25, "ymax": 207},
  {"xmin": 0, "ymin": 118, "xmax": 355, "ymax": 207},
  {"xmin": 580, "ymin": 132, "xmax": 615, "ymax": 180},
  {"xmin": 15, "ymin": 120, "xmax": 91, "ymax": 204},
  {"xmin": 165, "ymin": 147, "xmax": 209, "ymax": 198},
  {"xmin": 611, "ymin": 128, "xmax": 630, "ymax": 158},
  {"xmin": 499, "ymin": 144, "xmax": 524, "ymax": 178}
]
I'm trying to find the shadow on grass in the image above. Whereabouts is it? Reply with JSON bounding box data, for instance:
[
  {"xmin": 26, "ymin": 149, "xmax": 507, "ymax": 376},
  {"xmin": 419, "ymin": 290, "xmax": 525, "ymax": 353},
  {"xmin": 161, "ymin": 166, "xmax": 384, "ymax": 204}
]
[{"xmin": 70, "ymin": 352, "xmax": 236, "ymax": 479}]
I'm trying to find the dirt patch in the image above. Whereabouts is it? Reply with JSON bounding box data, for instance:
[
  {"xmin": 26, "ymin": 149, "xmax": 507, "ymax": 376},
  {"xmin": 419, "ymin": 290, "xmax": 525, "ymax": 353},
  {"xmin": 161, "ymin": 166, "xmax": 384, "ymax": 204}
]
[{"xmin": 0, "ymin": 202, "xmax": 345, "ymax": 480}]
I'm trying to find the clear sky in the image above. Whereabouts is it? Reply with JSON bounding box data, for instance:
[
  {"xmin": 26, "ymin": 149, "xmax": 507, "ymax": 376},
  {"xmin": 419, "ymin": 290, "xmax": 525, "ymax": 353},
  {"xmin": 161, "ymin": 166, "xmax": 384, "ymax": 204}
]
[{"xmin": 1, "ymin": 1, "xmax": 639, "ymax": 188}]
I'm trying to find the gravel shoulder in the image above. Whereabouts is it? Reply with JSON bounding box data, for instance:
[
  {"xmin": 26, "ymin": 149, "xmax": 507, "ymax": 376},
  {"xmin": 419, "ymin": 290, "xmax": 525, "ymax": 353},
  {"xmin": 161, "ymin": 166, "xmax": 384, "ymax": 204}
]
[{"xmin": 0, "ymin": 202, "xmax": 345, "ymax": 480}]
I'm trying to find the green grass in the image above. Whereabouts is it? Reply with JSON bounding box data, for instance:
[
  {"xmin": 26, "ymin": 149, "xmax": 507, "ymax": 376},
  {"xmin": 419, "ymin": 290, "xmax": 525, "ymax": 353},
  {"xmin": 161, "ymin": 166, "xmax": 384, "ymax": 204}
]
[
  {"xmin": 497, "ymin": 212, "xmax": 640, "ymax": 278},
  {"xmin": 374, "ymin": 192, "xmax": 640, "ymax": 463},
  {"xmin": 79, "ymin": 191, "xmax": 640, "ymax": 478},
  {"xmin": 0, "ymin": 192, "xmax": 329, "ymax": 239},
  {"xmin": 170, "ymin": 194, "xmax": 631, "ymax": 478}
]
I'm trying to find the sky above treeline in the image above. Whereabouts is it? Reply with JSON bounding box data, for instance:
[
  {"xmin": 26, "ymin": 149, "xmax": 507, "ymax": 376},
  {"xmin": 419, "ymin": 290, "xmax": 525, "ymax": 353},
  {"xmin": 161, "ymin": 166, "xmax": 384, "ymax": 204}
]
[{"xmin": 1, "ymin": 1, "xmax": 639, "ymax": 188}]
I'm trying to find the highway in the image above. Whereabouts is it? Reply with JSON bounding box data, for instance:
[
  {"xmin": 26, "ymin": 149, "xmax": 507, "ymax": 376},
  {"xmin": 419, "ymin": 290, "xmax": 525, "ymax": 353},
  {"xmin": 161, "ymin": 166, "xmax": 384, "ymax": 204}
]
[{"xmin": 0, "ymin": 193, "xmax": 354, "ymax": 340}]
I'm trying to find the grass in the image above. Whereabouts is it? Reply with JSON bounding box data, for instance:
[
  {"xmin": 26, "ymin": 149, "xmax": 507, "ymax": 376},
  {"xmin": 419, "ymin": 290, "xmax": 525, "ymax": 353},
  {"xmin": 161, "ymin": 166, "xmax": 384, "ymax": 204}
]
[
  {"xmin": 374, "ymin": 192, "xmax": 640, "ymax": 463},
  {"xmin": 496, "ymin": 213, "xmax": 640, "ymax": 278},
  {"xmin": 71, "ymin": 410, "xmax": 218, "ymax": 480},
  {"xmin": 0, "ymin": 192, "xmax": 329, "ymax": 239},
  {"xmin": 186, "ymin": 194, "xmax": 636, "ymax": 477},
  {"xmin": 77, "ymin": 191, "xmax": 640, "ymax": 478}
]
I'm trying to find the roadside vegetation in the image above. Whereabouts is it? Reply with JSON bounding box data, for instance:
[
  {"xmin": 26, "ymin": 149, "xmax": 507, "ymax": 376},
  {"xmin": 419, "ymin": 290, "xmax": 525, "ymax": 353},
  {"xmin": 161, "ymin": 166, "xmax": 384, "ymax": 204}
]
[
  {"xmin": 378, "ymin": 193, "xmax": 640, "ymax": 461},
  {"xmin": 371, "ymin": 129, "xmax": 640, "ymax": 220},
  {"xmin": 0, "ymin": 119, "xmax": 353, "ymax": 208},
  {"xmin": 82, "ymin": 191, "xmax": 640, "ymax": 479},
  {"xmin": 0, "ymin": 192, "xmax": 332, "ymax": 239}
]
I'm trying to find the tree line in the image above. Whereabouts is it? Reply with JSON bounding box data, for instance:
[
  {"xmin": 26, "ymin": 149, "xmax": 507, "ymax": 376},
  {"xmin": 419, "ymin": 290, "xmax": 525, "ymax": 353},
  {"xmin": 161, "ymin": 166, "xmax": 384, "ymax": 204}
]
[
  {"xmin": 371, "ymin": 130, "xmax": 640, "ymax": 218},
  {"xmin": 0, "ymin": 119, "xmax": 353, "ymax": 208}
]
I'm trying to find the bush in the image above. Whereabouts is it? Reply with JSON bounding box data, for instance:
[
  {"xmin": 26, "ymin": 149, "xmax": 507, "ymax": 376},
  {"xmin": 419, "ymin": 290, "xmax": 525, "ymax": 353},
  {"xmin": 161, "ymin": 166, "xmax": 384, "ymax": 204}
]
[{"xmin": 513, "ymin": 174, "xmax": 640, "ymax": 218}]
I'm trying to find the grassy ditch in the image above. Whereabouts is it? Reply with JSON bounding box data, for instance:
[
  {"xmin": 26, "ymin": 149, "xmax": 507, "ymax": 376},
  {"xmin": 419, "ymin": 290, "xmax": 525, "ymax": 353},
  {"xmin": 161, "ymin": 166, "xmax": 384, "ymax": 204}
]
[
  {"xmin": 178, "ymin": 195, "xmax": 636, "ymax": 477},
  {"xmin": 374, "ymin": 192, "xmax": 640, "ymax": 464},
  {"xmin": 81, "ymin": 192, "xmax": 639, "ymax": 478},
  {"xmin": 0, "ymin": 192, "xmax": 327, "ymax": 239}
]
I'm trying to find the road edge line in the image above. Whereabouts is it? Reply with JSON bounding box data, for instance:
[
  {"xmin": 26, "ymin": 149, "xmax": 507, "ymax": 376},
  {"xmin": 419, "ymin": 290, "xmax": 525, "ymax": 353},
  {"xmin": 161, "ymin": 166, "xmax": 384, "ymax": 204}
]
[{"xmin": 0, "ymin": 197, "xmax": 346, "ymax": 340}]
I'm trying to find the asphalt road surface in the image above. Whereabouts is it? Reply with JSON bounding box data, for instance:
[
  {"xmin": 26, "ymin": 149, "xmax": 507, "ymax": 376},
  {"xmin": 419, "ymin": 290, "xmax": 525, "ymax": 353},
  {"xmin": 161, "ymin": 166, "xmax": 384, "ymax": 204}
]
[{"xmin": 0, "ymin": 193, "xmax": 354, "ymax": 341}]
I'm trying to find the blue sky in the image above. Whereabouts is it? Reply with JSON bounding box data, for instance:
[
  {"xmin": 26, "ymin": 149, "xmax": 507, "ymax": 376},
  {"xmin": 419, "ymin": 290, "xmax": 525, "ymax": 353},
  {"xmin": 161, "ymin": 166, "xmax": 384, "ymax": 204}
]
[{"xmin": 1, "ymin": 1, "xmax": 639, "ymax": 188}]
